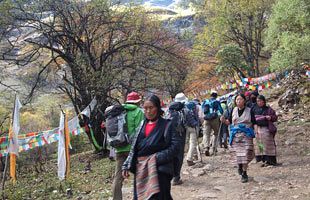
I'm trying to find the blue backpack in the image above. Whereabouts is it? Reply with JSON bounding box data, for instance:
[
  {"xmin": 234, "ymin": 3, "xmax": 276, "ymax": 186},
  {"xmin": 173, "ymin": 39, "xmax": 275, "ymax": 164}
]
[
  {"xmin": 186, "ymin": 101, "xmax": 198, "ymax": 121},
  {"xmin": 202, "ymin": 99, "xmax": 219, "ymax": 120}
]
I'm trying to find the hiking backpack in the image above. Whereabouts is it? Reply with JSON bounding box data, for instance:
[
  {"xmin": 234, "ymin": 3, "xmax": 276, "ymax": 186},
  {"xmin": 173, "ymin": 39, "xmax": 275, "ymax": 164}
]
[
  {"xmin": 104, "ymin": 105, "xmax": 129, "ymax": 148},
  {"xmin": 202, "ymin": 99, "xmax": 219, "ymax": 120},
  {"xmin": 166, "ymin": 102, "xmax": 186, "ymax": 135},
  {"xmin": 186, "ymin": 101, "xmax": 199, "ymax": 121}
]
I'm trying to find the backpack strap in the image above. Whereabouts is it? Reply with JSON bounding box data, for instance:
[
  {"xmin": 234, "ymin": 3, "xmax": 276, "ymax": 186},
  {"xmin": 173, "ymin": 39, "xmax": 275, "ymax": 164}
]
[
  {"xmin": 164, "ymin": 119, "xmax": 172, "ymax": 138},
  {"xmin": 180, "ymin": 109, "xmax": 186, "ymax": 125}
]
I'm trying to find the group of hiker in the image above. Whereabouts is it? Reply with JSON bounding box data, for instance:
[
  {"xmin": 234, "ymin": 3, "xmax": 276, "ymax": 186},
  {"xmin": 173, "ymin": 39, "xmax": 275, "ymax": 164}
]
[{"xmin": 104, "ymin": 89, "xmax": 278, "ymax": 200}]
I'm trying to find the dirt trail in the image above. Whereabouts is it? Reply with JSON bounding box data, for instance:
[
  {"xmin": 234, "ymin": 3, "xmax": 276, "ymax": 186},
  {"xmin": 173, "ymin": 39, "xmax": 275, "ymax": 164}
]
[
  {"xmin": 123, "ymin": 96, "xmax": 310, "ymax": 200},
  {"xmin": 168, "ymin": 94, "xmax": 310, "ymax": 200},
  {"xmin": 170, "ymin": 120, "xmax": 310, "ymax": 200},
  {"xmin": 123, "ymin": 119, "xmax": 310, "ymax": 200}
]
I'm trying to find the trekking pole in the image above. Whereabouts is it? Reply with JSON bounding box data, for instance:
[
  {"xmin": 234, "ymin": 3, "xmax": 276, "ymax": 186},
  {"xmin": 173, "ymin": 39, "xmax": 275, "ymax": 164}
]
[
  {"xmin": 211, "ymin": 121, "xmax": 223, "ymax": 171},
  {"xmin": 195, "ymin": 126, "xmax": 203, "ymax": 163}
]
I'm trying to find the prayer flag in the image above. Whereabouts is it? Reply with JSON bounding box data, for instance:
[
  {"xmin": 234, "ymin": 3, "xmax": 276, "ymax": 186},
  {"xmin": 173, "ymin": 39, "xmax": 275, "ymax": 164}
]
[
  {"xmin": 8, "ymin": 97, "xmax": 22, "ymax": 155},
  {"xmin": 57, "ymin": 112, "xmax": 66, "ymax": 180},
  {"xmin": 8, "ymin": 96, "xmax": 22, "ymax": 185},
  {"xmin": 64, "ymin": 112, "xmax": 70, "ymax": 178},
  {"xmin": 57, "ymin": 112, "xmax": 70, "ymax": 180}
]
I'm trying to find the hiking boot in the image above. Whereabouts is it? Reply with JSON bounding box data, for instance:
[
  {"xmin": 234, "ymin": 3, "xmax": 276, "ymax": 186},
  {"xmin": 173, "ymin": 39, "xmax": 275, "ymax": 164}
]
[
  {"xmin": 223, "ymin": 143, "xmax": 228, "ymax": 149},
  {"xmin": 241, "ymin": 172, "xmax": 248, "ymax": 183},
  {"xmin": 205, "ymin": 147, "xmax": 210, "ymax": 156},
  {"xmin": 172, "ymin": 179, "xmax": 183, "ymax": 186},
  {"xmin": 187, "ymin": 160, "xmax": 195, "ymax": 166},
  {"xmin": 238, "ymin": 164, "xmax": 243, "ymax": 175}
]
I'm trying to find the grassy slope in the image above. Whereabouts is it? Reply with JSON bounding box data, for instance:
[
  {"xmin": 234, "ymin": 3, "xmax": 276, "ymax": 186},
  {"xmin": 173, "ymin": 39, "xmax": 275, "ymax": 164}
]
[{"xmin": 3, "ymin": 144, "xmax": 115, "ymax": 199}]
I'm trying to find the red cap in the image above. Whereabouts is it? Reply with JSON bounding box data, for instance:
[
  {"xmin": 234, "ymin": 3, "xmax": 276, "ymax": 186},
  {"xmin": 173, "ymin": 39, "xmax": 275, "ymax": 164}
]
[{"xmin": 126, "ymin": 92, "xmax": 141, "ymax": 103}]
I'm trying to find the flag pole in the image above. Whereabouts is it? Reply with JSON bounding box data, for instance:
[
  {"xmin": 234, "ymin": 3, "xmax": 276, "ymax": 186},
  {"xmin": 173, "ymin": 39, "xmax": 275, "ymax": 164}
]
[
  {"xmin": 1, "ymin": 94, "xmax": 17, "ymax": 198},
  {"xmin": 59, "ymin": 105, "xmax": 70, "ymax": 179},
  {"xmin": 64, "ymin": 110, "xmax": 70, "ymax": 179}
]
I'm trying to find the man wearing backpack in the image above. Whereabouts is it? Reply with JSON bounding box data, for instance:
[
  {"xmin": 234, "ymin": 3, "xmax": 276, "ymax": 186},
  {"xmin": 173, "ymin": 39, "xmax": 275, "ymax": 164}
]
[
  {"xmin": 169, "ymin": 93, "xmax": 198, "ymax": 185},
  {"xmin": 110, "ymin": 92, "xmax": 144, "ymax": 200},
  {"xmin": 202, "ymin": 91, "xmax": 223, "ymax": 156},
  {"xmin": 185, "ymin": 99, "xmax": 204, "ymax": 166},
  {"xmin": 219, "ymin": 99, "xmax": 229, "ymax": 149}
]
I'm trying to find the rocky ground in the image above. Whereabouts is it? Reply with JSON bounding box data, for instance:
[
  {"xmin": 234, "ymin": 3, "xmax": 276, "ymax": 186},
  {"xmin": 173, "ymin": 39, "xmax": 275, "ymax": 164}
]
[
  {"xmin": 170, "ymin": 118, "xmax": 310, "ymax": 200},
  {"xmin": 2, "ymin": 69, "xmax": 309, "ymax": 200},
  {"xmin": 121, "ymin": 116, "xmax": 310, "ymax": 200},
  {"xmin": 170, "ymin": 70, "xmax": 310, "ymax": 200},
  {"xmin": 123, "ymin": 69, "xmax": 310, "ymax": 200}
]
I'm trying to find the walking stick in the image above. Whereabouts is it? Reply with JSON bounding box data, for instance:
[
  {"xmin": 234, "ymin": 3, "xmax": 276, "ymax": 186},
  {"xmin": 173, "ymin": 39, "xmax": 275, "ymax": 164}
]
[{"xmin": 211, "ymin": 121, "xmax": 223, "ymax": 171}]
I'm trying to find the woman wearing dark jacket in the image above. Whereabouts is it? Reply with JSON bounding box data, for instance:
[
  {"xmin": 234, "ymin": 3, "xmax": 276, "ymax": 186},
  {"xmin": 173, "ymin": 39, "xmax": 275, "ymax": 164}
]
[
  {"xmin": 122, "ymin": 95, "xmax": 180, "ymax": 200},
  {"xmin": 252, "ymin": 95, "xmax": 278, "ymax": 166}
]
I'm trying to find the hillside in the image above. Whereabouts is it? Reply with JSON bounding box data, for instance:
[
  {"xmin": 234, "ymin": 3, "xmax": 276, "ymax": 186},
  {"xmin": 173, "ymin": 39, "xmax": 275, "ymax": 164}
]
[
  {"xmin": 1, "ymin": 68, "xmax": 309, "ymax": 200},
  {"xmin": 0, "ymin": 0, "xmax": 197, "ymax": 96},
  {"xmin": 0, "ymin": 0, "xmax": 308, "ymax": 199}
]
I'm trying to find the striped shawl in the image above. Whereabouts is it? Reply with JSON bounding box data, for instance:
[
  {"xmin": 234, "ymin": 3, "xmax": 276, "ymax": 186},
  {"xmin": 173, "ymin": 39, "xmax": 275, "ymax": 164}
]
[{"xmin": 136, "ymin": 154, "xmax": 160, "ymax": 200}]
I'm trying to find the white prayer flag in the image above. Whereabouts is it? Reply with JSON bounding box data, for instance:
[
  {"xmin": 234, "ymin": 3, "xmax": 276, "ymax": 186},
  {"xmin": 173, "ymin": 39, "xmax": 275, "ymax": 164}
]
[
  {"xmin": 8, "ymin": 96, "xmax": 22, "ymax": 155},
  {"xmin": 57, "ymin": 112, "xmax": 66, "ymax": 180}
]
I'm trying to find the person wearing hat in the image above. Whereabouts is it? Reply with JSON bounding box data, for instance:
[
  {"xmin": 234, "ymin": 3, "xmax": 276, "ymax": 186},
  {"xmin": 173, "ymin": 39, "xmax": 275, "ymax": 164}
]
[
  {"xmin": 245, "ymin": 91, "xmax": 251, "ymax": 102},
  {"xmin": 201, "ymin": 90, "xmax": 223, "ymax": 156},
  {"xmin": 186, "ymin": 98, "xmax": 204, "ymax": 166},
  {"xmin": 246, "ymin": 90, "xmax": 259, "ymax": 108},
  {"xmin": 111, "ymin": 92, "xmax": 144, "ymax": 200},
  {"xmin": 174, "ymin": 92, "xmax": 188, "ymax": 103},
  {"xmin": 169, "ymin": 93, "xmax": 198, "ymax": 185}
]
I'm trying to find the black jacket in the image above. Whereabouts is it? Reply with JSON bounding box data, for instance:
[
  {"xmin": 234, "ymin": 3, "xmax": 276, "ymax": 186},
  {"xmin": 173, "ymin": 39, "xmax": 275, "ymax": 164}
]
[
  {"xmin": 168, "ymin": 102, "xmax": 198, "ymax": 128},
  {"xmin": 122, "ymin": 117, "xmax": 181, "ymax": 176}
]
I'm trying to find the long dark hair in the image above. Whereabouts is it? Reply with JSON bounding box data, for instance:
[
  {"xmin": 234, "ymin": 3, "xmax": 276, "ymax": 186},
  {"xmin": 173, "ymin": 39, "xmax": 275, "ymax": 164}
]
[
  {"xmin": 257, "ymin": 95, "xmax": 266, "ymax": 105},
  {"xmin": 145, "ymin": 94, "xmax": 164, "ymax": 118},
  {"xmin": 235, "ymin": 93, "xmax": 246, "ymax": 103}
]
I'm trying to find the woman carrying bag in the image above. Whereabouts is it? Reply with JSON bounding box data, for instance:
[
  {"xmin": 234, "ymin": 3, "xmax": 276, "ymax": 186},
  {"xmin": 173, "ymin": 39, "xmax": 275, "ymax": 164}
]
[
  {"xmin": 122, "ymin": 95, "xmax": 180, "ymax": 200},
  {"xmin": 252, "ymin": 95, "xmax": 278, "ymax": 166}
]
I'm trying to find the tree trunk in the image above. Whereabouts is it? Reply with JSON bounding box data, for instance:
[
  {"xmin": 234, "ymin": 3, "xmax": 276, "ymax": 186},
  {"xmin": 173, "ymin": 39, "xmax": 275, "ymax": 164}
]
[
  {"xmin": 90, "ymin": 113, "xmax": 106, "ymax": 152},
  {"xmin": 255, "ymin": 58, "xmax": 260, "ymax": 77}
]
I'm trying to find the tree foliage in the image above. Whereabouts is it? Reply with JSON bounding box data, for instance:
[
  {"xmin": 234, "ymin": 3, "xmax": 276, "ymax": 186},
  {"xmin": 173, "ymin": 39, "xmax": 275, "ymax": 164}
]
[
  {"xmin": 194, "ymin": 0, "xmax": 274, "ymax": 76},
  {"xmin": 0, "ymin": 0, "xmax": 188, "ymax": 150},
  {"xmin": 184, "ymin": 59, "xmax": 219, "ymax": 97},
  {"xmin": 265, "ymin": 0, "xmax": 310, "ymax": 70},
  {"xmin": 215, "ymin": 44, "xmax": 248, "ymax": 80}
]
